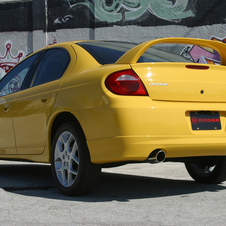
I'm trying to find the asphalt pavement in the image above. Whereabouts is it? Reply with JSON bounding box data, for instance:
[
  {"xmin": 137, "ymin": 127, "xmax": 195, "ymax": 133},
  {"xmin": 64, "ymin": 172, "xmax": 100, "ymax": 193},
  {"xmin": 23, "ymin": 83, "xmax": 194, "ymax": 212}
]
[{"xmin": 0, "ymin": 160, "xmax": 226, "ymax": 226}]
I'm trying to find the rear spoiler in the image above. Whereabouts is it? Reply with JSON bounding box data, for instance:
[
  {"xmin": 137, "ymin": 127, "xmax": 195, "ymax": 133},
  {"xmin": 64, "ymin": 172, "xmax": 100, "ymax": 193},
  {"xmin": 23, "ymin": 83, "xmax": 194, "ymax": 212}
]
[{"xmin": 115, "ymin": 37, "xmax": 226, "ymax": 65}]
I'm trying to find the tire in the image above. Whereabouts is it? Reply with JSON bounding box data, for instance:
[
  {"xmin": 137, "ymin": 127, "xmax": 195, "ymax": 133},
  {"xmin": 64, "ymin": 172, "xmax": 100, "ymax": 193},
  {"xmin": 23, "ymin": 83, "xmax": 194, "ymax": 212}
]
[
  {"xmin": 185, "ymin": 156, "xmax": 226, "ymax": 184},
  {"xmin": 51, "ymin": 123, "xmax": 101, "ymax": 196}
]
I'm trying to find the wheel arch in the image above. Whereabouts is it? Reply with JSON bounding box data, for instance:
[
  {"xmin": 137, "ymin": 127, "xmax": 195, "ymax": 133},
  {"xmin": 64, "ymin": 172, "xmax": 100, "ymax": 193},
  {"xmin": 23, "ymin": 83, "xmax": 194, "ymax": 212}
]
[{"xmin": 50, "ymin": 112, "xmax": 86, "ymax": 146}]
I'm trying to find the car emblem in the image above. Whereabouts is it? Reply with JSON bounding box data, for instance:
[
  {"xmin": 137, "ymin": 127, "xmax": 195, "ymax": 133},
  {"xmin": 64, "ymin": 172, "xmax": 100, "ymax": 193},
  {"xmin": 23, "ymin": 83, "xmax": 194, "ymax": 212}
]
[
  {"xmin": 191, "ymin": 117, "xmax": 198, "ymax": 124},
  {"xmin": 149, "ymin": 83, "xmax": 168, "ymax": 86}
]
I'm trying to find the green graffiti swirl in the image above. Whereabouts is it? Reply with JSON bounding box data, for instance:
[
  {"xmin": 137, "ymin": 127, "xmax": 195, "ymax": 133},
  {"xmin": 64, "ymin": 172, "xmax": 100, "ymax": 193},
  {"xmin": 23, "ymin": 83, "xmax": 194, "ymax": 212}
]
[
  {"xmin": 70, "ymin": 0, "xmax": 122, "ymax": 22},
  {"xmin": 125, "ymin": 0, "xmax": 150, "ymax": 20},
  {"xmin": 70, "ymin": 0, "xmax": 194, "ymax": 23},
  {"xmin": 95, "ymin": 0, "xmax": 123, "ymax": 21},
  {"xmin": 148, "ymin": 0, "xmax": 194, "ymax": 20}
]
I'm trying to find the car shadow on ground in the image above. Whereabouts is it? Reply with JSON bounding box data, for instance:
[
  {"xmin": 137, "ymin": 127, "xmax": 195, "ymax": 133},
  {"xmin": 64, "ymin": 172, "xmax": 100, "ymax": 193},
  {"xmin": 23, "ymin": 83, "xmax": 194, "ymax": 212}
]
[{"xmin": 0, "ymin": 162, "xmax": 225, "ymax": 202}]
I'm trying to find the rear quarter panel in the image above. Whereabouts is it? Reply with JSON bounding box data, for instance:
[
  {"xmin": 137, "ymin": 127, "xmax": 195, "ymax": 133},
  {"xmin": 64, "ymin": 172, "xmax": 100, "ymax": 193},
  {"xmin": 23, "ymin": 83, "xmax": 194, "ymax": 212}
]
[{"xmin": 51, "ymin": 43, "xmax": 132, "ymax": 140}]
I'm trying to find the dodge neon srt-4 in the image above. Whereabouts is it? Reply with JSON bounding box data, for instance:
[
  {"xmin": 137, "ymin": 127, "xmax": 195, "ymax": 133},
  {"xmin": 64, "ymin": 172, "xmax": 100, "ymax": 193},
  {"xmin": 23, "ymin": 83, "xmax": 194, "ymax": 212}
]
[{"xmin": 1, "ymin": 37, "xmax": 226, "ymax": 195}]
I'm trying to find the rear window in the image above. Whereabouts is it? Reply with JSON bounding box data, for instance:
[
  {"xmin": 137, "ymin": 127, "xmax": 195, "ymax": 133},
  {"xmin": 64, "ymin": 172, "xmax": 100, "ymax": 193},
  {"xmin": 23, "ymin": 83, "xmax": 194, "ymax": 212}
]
[
  {"xmin": 146, "ymin": 43, "xmax": 221, "ymax": 65},
  {"xmin": 77, "ymin": 41, "xmax": 220, "ymax": 65},
  {"xmin": 77, "ymin": 41, "xmax": 132, "ymax": 64}
]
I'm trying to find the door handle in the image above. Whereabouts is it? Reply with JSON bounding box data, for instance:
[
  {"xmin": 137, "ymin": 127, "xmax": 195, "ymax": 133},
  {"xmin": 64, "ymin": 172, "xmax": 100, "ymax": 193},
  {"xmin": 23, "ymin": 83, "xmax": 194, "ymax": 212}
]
[
  {"xmin": 3, "ymin": 103, "xmax": 10, "ymax": 112},
  {"xmin": 41, "ymin": 95, "xmax": 51, "ymax": 103}
]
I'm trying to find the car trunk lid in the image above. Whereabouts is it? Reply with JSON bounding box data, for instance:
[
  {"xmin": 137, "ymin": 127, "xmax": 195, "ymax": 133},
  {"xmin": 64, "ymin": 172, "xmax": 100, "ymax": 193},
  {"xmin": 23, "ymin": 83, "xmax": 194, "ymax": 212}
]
[{"xmin": 131, "ymin": 63, "xmax": 226, "ymax": 102}]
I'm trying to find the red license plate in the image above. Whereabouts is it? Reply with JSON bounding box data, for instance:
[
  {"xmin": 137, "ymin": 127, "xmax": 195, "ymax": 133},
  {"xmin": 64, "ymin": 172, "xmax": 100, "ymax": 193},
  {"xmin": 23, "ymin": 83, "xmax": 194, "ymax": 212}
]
[{"xmin": 190, "ymin": 111, "xmax": 221, "ymax": 130}]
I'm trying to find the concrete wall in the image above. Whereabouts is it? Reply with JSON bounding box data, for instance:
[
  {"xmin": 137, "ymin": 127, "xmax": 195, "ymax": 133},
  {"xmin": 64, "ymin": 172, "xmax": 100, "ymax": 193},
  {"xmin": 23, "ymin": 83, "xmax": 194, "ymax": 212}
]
[{"xmin": 0, "ymin": 0, "xmax": 226, "ymax": 77}]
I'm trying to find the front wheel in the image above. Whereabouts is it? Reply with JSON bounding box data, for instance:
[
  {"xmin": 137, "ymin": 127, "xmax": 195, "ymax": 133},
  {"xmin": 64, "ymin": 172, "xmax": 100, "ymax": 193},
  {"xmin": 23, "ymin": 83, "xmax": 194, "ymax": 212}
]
[
  {"xmin": 51, "ymin": 123, "xmax": 101, "ymax": 196},
  {"xmin": 185, "ymin": 156, "xmax": 226, "ymax": 184}
]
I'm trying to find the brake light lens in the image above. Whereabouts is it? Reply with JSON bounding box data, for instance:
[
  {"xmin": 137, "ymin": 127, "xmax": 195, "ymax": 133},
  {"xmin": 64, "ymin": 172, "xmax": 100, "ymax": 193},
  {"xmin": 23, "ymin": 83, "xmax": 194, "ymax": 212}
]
[{"xmin": 105, "ymin": 70, "xmax": 148, "ymax": 96}]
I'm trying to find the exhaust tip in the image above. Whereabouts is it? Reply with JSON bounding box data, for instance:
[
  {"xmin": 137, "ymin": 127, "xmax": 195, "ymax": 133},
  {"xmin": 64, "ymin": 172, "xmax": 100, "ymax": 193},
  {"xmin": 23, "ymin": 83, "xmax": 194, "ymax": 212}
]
[
  {"xmin": 156, "ymin": 150, "xmax": 165, "ymax": 162},
  {"xmin": 148, "ymin": 149, "xmax": 166, "ymax": 163}
]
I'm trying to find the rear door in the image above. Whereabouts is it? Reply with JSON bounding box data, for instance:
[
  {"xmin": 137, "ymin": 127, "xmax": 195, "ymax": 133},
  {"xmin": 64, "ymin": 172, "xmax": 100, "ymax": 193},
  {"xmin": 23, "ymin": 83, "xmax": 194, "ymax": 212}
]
[{"xmin": 13, "ymin": 47, "xmax": 71, "ymax": 155}]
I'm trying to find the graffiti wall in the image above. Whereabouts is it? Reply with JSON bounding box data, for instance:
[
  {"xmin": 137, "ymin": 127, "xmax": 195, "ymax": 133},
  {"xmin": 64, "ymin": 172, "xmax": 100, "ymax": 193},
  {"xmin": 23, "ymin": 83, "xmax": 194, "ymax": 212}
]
[
  {"xmin": 0, "ymin": 1, "xmax": 32, "ymax": 32},
  {"xmin": 0, "ymin": 0, "xmax": 226, "ymax": 66},
  {"xmin": 1, "ymin": 0, "xmax": 226, "ymax": 32},
  {"xmin": 0, "ymin": 41, "xmax": 25, "ymax": 79},
  {"xmin": 181, "ymin": 36, "xmax": 226, "ymax": 65},
  {"xmin": 48, "ymin": 0, "xmax": 226, "ymax": 31}
]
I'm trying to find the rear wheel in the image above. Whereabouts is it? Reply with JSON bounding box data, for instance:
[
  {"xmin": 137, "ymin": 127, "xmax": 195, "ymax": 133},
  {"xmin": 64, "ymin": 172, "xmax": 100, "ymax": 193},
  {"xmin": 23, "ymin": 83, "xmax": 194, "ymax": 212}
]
[
  {"xmin": 51, "ymin": 123, "xmax": 101, "ymax": 196},
  {"xmin": 185, "ymin": 156, "xmax": 226, "ymax": 184}
]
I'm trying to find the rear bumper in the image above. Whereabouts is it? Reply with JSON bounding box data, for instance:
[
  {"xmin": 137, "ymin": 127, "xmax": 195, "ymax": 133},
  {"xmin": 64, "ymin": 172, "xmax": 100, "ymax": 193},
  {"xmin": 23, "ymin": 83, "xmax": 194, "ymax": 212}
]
[
  {"xmin": 76, "ymin": 94, "xmax": 226, "ymax": 164},
  {"xmin": 87, "ymin": 135, "xmax": 226, "ymax": 164}
]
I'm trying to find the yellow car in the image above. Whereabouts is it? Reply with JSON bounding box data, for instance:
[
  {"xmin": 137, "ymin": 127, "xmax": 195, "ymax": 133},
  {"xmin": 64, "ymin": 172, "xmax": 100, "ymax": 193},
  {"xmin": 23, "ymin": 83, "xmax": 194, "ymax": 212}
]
[{"xmin": 1, "ymin": 37, "xmax": 226, "ymax": 195}]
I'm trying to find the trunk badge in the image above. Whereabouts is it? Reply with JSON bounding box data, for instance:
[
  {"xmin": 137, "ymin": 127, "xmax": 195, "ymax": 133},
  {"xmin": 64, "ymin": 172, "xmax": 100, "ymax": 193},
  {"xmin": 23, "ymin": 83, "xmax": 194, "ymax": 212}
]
[{"xmin": 149, "ymin": 83, "xmax": 168, "ymax": 86}]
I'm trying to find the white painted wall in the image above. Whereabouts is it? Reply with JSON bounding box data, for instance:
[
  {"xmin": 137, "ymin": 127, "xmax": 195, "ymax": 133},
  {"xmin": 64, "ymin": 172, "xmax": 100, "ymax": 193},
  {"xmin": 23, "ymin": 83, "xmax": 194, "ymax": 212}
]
[{"xmin": 1, "ymin": 24, "xmax": 224, "ymax": 54}]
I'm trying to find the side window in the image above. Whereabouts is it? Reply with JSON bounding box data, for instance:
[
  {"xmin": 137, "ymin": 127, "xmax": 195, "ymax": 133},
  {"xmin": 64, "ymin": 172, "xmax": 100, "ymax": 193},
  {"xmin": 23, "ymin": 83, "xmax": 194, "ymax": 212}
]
[
  {"xmin": 31, "ymin": 48, "xmax": 70, "ymax": 87},
  {"xmin": 0, "ymin": 53, "xmax": 39, "ymax": 97}
]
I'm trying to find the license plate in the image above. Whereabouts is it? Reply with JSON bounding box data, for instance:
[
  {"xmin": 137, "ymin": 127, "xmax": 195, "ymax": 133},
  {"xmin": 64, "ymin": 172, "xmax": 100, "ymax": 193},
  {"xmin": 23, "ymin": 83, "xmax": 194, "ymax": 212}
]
[{"xmin": 190, "ymin": 111, "xmax": 221, "ymax": 130}]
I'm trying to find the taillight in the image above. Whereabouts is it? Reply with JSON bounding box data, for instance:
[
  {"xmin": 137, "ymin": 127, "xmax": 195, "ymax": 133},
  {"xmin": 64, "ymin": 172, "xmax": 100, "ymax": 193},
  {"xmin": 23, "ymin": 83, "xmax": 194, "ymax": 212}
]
[{"xmin": 105, "ymin": 69, "xmax": 148, "ymax": 96}]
